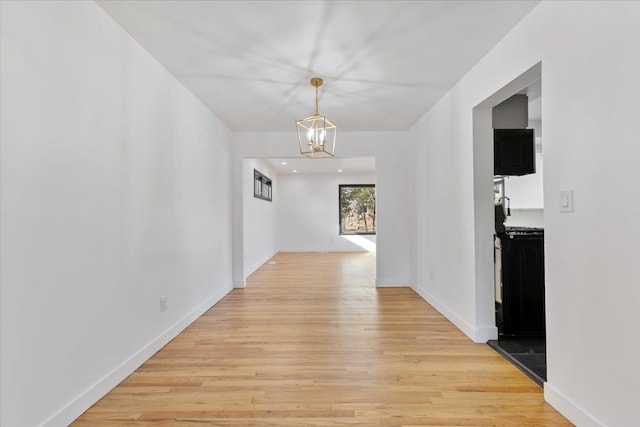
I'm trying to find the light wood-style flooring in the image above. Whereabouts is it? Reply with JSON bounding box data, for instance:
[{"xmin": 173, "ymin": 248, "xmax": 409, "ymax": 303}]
[{"xmin": 74, "ymin": 252, "xmax": 571, "ymax": 426}]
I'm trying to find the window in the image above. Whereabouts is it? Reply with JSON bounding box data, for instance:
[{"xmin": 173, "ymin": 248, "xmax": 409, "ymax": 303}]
[
  {"xmin": 254, "ymin": 169, "xmax": 272, "ymax": 201},
  {"xmin": 339, "ymin": 184, "xmax": 376, "ymax": 235}
]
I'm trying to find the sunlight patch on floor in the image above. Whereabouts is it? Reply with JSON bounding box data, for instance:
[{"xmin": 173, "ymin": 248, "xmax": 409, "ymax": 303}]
[{"xmin": 341, "ymin": 235, "xmax": 376, "ymax": 252}]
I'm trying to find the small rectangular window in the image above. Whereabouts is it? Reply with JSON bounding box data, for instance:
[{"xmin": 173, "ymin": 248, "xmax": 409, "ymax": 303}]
[
  {"xmin": 339, "ymin": 184, "xmax": 376, "ymax": 235},
  {"xmin": 254, "ymin": 169, "xmax": 272, "ymax": 201}
]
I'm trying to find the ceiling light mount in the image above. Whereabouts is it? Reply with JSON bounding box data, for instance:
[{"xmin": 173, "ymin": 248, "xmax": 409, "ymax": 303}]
[{"xmin": 296, "ymin": 77, "xmax": 337, "ymax": 158}]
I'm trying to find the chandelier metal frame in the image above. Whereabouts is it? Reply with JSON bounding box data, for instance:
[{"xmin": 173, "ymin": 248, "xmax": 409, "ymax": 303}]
[{"xmin": 295, "ymin": 77, "xmax": 337, "ymax": 158}]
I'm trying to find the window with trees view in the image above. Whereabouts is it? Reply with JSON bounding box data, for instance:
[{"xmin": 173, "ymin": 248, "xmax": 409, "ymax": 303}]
[{"xmin": 339, "ymin": 184, "xmax": 376, "ymax": 235}]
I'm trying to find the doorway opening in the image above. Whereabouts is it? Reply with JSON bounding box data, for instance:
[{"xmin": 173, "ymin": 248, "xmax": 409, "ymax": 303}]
[{"xmin": 472, "ymin": 63, "xmax": 546, "ymax": 386}]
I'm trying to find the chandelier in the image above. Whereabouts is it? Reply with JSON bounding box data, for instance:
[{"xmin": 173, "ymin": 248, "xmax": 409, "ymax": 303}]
[{"xmin": 295, "ymin": 77, "xmax": 337, "ymax": 158}]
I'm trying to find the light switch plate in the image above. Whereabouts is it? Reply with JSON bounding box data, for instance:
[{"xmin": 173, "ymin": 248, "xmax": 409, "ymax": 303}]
[{"xmin": 560, "ymin": 190, "xmax": 573, "ymax": 213}]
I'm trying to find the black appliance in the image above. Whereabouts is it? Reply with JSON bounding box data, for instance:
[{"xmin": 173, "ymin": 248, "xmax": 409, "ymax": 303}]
[
  {"xmin": 494, "ymin": 129, "xmax": 535, "ymax": 176},
  {"xmin": 497, "ymin": 227, "xmax": 545, "ymax": 337}
]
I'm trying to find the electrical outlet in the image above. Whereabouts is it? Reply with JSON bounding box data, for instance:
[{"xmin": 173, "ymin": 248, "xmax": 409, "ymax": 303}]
[{"xmin": 160, "ymin": 296, "xmax": 167, "ymax": 312}]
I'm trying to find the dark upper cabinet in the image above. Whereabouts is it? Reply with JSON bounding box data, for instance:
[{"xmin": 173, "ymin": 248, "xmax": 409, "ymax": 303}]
[{"xmin": 494, "ymin": 129, "xmax": 535, "ymax": 176}]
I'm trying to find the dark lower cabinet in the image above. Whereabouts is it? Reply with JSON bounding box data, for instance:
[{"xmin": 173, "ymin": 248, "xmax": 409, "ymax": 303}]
[{"xmin": 499, "ymin": 230, "xmax": 545, "ymax": 336}]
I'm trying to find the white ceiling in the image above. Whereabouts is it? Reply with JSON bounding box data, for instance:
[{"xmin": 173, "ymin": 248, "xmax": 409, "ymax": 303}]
[
  {"xmin": 96, "ymin": 0, "xmax": 539, "ymax": 133},
  {"xmin": 263, "ymin": 156, "xmax": 375, "ymax": 175}
]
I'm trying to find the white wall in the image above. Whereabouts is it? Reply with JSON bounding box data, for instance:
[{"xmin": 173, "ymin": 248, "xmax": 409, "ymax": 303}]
[
  {"xmin": 504, "ymin": 152, "xmax": 544, "ymax": 209},
  {"xmin": 232, "ymin": 131, "xmax": 410, "ymax": 287},
  {"xmin": 0, "ymin": 2, "xmax": 233, "ymax": 426},
  {"xmin": 374, "ymin": 137, "xmax": 411, "ymax": 287},
  {"xmin": 504, "ymin": 152, "xmax": 544, "ymax": 227},
  {"xmin": 277, "ymin": 173, "xmax": 376, "ymax": 252},
  {"xmin": 409, "ymin": 1, "xmax": 640, "ymax": 425},
  {"xmin": 243, "ymin": 159, "xmax": 278, "ymax": 276}
]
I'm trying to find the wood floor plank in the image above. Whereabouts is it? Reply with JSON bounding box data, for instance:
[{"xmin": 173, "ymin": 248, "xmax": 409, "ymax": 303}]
[{"xmin": 72, "ymin": 252, "xmax": 571, "ymax": 426}]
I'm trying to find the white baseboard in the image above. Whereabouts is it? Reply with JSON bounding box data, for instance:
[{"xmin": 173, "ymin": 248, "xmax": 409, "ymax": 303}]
[
  {"xmin": 233, "ymin": 280, "xmax": 246, "ymax": 288},
  {"xmin": 244, "ymin": 252, "xmax": 277, "ymax": 279},
  {"xmin": 544, "ymin": 382, "xmax": 604, "ymax": 427},
  {"xmin": 375, "ymin": 277, "xmax": 409, "ymax": 287},
  {"xmin": 472, "ymin": 324, "xmax": 498, "ymax": 343},
  {"xmin": 411, "ymin": 283, "xmax": 497, "ymax": 343},
  {"xmin": 42, "ymin": 284, "xmax": 233, "ymax": 427}
]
